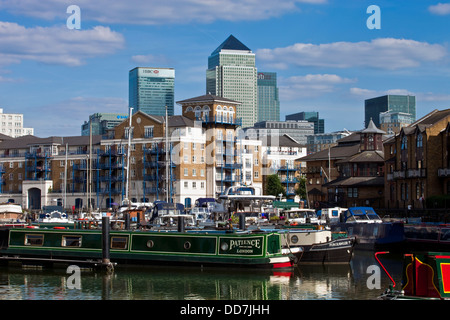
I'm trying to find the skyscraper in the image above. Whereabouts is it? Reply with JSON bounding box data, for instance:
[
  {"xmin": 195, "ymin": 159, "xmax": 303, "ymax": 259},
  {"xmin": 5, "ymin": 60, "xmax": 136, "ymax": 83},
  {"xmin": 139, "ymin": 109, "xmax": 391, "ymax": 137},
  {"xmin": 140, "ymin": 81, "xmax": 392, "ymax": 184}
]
[
  {"xmin": 364, "ymin": 95, "xmax": 415, "ymax": 128},
  {"xmin": 257, "ymin": 72, "xmax": 280, "ymax": 122},
  {"xmin": 206, "ymin": 35, "xmax": 258, "ymax": 128},
  {"xmin": 129, "ymin": 67, "xmax": 175, "ymax": 116}
]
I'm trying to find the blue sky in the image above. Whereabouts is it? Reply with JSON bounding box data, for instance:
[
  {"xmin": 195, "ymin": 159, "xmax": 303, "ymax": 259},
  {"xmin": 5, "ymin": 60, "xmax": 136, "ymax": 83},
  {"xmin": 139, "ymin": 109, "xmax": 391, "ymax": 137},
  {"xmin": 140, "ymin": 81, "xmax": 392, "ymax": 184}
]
[{"xmin": 0, "ymin": 0, "xmax": 449, "ymax": 137}]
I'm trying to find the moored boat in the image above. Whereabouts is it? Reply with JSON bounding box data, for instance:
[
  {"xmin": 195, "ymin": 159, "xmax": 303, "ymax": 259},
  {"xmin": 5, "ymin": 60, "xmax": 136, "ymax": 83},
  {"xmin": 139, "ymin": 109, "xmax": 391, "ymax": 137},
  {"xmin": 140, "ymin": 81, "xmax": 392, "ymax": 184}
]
[
  {"xmin": 323, "ymin": 207, "xmax": 405, "ymax": 251},
  {"xmin": 0, "ymin": 223, "xmax": 298, "ymax": 270},
  {"xmin": 377, "ymin": 251, "xmax": 450, "ymax": 300}
]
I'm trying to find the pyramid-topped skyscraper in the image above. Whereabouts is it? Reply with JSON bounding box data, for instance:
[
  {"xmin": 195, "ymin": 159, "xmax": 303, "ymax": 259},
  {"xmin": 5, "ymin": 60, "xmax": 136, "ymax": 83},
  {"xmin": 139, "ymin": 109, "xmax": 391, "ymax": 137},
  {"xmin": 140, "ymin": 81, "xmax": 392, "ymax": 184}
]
[{"xmin": 206, "ymin": 35, "xmax": 258, "ymax": 128}]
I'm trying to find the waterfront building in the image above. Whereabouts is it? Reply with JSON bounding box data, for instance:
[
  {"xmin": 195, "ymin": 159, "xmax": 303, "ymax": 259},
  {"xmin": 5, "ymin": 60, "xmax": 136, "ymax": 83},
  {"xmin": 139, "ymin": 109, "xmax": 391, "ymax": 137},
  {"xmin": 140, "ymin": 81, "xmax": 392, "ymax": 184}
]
[
  {"xmin": 0, "ymin": 94, "xmax": 265, "ymax": 210},
  {"xmin": 306, "ymin": 131, "xmax": 352, "ymax": 155},
  {"xmin": 81, "ymin": 113, "xmax": 128, "ymax": 136},
  {"xmin": 257, "ymin": 72, "xmax": 280, "ymax": 122},
  {"xmin": 206, "ymin": 35, "xmax": 258, "ymax": 128},
  {"xmin": 129, "ymin": 67, "xmax": 175, "ymax": 117},
  {"xmin": 285, "ymin": 112, "xmax": 324, "ymax": 134},
  {"xmin": 365, "ymin": 95, "xmax": 415, "ymax": 128},
  {"xmin": 262, "ymin": 135, "xmax": 307, "ymax": 198},
  {"xmin": 384, "ymin": 108, "xmax": 450, "ymax": 209},
  {"xmin": 299, "ymin": 119, "xmax": 386, "ymax": 209},
  {"xmin": 0, "ymin": 108, "xmax": 34, "ymax": 138},
  {"xmin": 246, "ymin": 120, "xmax": 314, "ymax": 145},
  {"xmin": 379, "ymin": 110, "xmax": 415, "ymax": 135}
]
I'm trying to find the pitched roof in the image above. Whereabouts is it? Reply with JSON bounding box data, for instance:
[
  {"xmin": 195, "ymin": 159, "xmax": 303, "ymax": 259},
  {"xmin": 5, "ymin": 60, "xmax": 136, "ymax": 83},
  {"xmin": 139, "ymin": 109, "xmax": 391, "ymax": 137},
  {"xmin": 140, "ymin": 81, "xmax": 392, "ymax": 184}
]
[
  {"xmin": 263, "ymin": 134, "xmax": 304, "ymax": 148},
  {"xmin": 177, "ymin": 94, "xmax": 241, "ymax": 105},
  {"xmin": 0, "ymin": 135, "xmax": 102, "ymax": 150},
  {"xmin": 362, "ymin": 119, "xmax": 385, "ymax": 134},
  {"xmin": 324, "ymin": 176, "xmax": 384, "ymax": 187},
  {"xmin": 211, "ymin": 35, "xmax": 251, "ymax": 55}
]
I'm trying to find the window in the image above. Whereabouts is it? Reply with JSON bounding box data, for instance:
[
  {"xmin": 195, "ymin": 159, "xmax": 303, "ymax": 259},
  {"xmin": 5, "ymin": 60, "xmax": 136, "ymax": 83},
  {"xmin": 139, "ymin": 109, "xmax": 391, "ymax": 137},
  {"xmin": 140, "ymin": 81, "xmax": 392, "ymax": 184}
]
[
  {"xmin": 192, "ymin": 182, "xmax": 197, "ymax": 189},
  {"xmin": 144, "ymin": 126, "xmax": 154, "ymax": 138},
  {"xmin": 184, "ymin": 168, "xmax": 188, "ymax": 176},
  {"xmin": 111, "ymin": 236, "xmax": 128, "ymax": 250},
  {"xmin": 62, "ymin": 235, "xmax": 82, "ymax": 247},
  {"xmin": 25, "ymin": 234, "xmax": 44, "ymax": 246},
  {"xmin": 417, "ymin": 133, "xmax": 423, "ymax": 148},
  {"xmin": 184, "ymin": 181, "xmax": 188, "ymax": 188},
  {"xmin": 201, "ymin": 182, "xmax": 205, "ymax": 189},
  {"xmin": 192, "ymin": 169, "xmax": 197, "ymax": 176},
  {"xmin": 401, "ymin": 136, "xmax": 407, "ymax": 150}
]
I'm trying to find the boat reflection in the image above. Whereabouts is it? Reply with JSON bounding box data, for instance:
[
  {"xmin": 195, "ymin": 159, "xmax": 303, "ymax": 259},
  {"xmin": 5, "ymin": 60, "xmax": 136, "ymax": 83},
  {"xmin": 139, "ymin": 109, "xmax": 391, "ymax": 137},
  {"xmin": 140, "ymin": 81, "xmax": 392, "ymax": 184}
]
[{"xmin": 0, "ymin": 252, "xmax": 403, "ymax": 300}]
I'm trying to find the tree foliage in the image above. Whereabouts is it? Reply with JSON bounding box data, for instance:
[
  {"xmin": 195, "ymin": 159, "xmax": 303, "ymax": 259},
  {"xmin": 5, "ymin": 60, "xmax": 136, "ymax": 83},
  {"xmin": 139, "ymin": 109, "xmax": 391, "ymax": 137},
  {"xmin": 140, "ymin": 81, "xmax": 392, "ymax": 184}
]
[{"xmin": 265, "ymin": 174, "xmax": 285, "ymax": 197}]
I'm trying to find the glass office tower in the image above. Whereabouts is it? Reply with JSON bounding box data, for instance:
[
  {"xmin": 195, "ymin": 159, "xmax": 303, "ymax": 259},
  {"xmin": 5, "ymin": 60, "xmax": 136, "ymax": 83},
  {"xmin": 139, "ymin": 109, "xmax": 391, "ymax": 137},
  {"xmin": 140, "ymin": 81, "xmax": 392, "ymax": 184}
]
[
  {"xmin": 364, "ymin": 95, "xmax": 415, "ymax": 128},
  {"xmin": 206, "ymin": 35, "xmax": 258, "ymax": 128},
  {"xmin": 129, "ymin": 67, "xmax": 175, "ymax": 116},
  {"xmin": 257, "ymin": 72, "xmax": 280, "ymax": 122}
]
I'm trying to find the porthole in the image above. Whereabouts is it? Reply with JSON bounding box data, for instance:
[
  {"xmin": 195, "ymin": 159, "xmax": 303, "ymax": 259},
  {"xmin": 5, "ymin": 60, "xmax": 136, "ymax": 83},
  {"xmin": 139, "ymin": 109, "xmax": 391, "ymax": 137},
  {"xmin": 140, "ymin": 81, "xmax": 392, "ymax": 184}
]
[
  {"xmin": 184, "ymin": 241, "xmax": 191, "ymax": 250},
  {"xmin": 290, "ymin": 235, "xmax": 299, "ymax": 244},
  {"xmin": 220, "ymin": 242, "xmax": 229, "ymax": 251},
  {"xmin": 146, "ymin": 240, "xmax": 154, "ymax": 248}
]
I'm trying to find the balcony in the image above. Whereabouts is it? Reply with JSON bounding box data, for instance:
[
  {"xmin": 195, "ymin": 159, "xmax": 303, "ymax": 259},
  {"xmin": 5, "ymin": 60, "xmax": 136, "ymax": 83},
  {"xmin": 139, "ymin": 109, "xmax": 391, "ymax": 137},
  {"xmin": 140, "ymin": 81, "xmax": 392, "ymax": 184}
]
[
  {"xmin": 195, "ymin": 115, "xmax": 242, "ymax": 126},
  {"xmin": 406, "ymin": 168, "xmax": 426, "ymax": 178},
  {"xmin": 438, "ymin": 168, "xmax": 450, "ymax": 177},
  {"xmin": 393, "ymin": 170, "xmax": 405, "ymax": 179}
]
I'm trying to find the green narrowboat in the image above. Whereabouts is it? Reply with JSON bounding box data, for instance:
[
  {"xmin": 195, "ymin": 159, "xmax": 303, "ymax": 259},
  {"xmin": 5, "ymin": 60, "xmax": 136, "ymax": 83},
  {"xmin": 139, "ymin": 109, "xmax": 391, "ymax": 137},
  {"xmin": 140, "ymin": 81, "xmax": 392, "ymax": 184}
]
[{"xmin": 0, "ymin": 227, "xmax": 298, "ymax": 270}]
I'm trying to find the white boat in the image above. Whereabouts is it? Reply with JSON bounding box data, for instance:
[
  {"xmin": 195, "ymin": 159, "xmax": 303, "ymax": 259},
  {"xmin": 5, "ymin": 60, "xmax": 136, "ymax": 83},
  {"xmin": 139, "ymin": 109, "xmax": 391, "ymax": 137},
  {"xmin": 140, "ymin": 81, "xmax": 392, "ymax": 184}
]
[
  {"xmin": 0, "ymin": 203, "xmax": 24, "ymax": 223},
  {"xmin": 218, "ymin": 185, "xmax": 275, "ymax": 226},
  {"xmin": 38, "ymin": 211, "xmax": 70, "ymax": 223},
  {"xmin": 280, "ymin": 208, "xmax": 320, "ymax": 225}
]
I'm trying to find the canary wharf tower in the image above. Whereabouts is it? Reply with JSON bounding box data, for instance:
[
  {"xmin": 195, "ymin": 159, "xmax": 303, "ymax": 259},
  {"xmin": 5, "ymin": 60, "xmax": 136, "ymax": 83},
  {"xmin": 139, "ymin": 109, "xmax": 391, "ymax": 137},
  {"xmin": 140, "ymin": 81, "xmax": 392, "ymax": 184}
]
[{"xmin": 206, "ymin": 35, "xmax": 258, "ymax": 128}]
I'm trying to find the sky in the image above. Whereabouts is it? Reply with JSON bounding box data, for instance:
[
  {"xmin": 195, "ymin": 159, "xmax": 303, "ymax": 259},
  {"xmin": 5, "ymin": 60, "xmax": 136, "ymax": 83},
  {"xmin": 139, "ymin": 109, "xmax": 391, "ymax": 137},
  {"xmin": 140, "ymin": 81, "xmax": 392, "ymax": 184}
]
[{"xmin": 0, "ymin": 0, "xmax": 449, "ymax": 137}]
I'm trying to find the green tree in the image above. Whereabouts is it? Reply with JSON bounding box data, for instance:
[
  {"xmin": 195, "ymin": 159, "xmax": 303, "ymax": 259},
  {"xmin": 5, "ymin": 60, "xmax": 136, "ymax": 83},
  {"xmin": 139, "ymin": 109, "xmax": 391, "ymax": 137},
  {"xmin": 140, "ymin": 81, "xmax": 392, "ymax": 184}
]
[
  {"xmin": 265, "ymin": 174, "xmax": 285, "ymax": 197},
  {"xmin": 295, "ymin": 175, "xmax": 307, "ymax": 199}
]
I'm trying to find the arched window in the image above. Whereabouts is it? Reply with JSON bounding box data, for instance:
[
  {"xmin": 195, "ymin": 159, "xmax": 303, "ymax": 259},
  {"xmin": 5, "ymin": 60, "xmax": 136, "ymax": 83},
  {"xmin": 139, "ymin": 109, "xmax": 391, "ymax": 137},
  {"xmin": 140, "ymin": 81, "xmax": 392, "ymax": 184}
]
[
  {"xmin": 202, "ymin": 106, "xmax": 210, "ymax": 120},
  {"xmin": 417, "ymin": 133, "xmax": 423, "ymax": 148},
  {"xmin": 216, "ymin": 105, "xmax": 222, "ymax": 122},
  {"xmin": 185, "ymin": 106, "xmax": 193, "ymax": 113},
  {"xmin": 194, "ymin": 106, "xmax": 201, "ymax": 119},
  {"xmin": 401, "ymin": 136, "xmax": 408, "ymax": 150}
]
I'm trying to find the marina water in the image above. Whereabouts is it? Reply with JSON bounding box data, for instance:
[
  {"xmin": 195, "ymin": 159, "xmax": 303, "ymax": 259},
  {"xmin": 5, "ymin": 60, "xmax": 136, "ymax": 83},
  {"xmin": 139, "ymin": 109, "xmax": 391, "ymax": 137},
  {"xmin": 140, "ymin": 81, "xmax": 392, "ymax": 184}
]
[{"xmin": 0, "ymin": 251, "xmax": 403, "ymax": 300}]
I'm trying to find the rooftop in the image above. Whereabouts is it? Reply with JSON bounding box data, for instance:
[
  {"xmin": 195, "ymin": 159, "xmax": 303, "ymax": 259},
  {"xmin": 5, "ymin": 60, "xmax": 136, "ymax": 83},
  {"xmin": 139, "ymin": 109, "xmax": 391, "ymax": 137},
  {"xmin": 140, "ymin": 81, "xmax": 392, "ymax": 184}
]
[{"xmin": 210, "ymin": 35, "xmax": 251, "ymax": 55}]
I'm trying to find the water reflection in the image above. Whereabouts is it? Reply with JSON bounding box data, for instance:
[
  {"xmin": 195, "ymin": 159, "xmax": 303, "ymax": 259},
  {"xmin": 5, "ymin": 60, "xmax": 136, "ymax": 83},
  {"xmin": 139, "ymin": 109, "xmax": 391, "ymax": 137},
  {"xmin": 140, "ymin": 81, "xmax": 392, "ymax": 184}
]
[{"xmin": 0, "ymin": 252, "xmax": 404, "ymax": 300}]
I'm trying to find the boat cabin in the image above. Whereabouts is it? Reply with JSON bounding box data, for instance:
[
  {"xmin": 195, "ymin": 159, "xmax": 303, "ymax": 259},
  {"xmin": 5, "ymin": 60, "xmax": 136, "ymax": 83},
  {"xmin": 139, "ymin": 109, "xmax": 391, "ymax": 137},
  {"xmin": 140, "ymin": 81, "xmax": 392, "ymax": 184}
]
[
  {"xmin": 340, "ymin": 207, "xmax": 382, "ymax": 223},
  {"xmin": 280, "ymin": 208, "xmax": 319, "ymax": 225}
]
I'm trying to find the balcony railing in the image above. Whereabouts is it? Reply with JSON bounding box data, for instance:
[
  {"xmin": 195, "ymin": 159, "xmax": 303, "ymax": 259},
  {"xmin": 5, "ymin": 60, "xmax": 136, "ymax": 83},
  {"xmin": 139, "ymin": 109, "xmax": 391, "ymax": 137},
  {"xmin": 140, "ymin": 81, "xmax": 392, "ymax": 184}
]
[
  {"xmin": 438, "ymin": 168, "xmax": 450, "ymax": 177},
  {"xmin": 195, "ymin": 115, "xmax": 242, "ymax": 126}
]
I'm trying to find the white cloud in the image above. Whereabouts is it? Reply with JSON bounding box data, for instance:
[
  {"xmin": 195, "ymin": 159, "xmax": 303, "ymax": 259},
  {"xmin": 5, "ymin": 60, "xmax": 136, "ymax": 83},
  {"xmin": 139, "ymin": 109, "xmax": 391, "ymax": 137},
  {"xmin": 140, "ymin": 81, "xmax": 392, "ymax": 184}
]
[
  {"xmin": 279, "ymin": 74, "xmax": 356, "ymax": 100},
  {"xmin": 429, "ymin": 3, "xmax": 450, "ymax": 15},
  {"xmin": 0, "ymin": 21, "xmax": 124, "ymax": 67},
  {"xmin": 257, "ymin": 38, "xmax": 448, "ymax": 70},
  {"xmin": 0, "ymin": 0, "xmax": 326, "ymax": 25}
]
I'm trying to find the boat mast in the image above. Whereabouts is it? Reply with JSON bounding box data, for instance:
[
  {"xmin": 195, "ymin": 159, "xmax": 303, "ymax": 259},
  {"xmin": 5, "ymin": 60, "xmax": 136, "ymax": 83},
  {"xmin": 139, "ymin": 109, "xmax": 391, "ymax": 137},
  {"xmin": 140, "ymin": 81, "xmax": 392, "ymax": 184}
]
[
  {"xmin": 165, "ymin": 105, "xmax": 169, "ymax": 203},
  {"xmin": 125, "ymin": 107, "xmax": 133, "ymax": 205}
]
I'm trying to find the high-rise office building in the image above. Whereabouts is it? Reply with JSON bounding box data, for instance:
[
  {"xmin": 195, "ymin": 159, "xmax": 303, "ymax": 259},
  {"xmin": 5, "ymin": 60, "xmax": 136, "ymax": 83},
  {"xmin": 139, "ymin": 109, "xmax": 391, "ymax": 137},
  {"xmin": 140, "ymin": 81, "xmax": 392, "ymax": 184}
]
[
  {"xmin": 364, "ymin": 95, "xmax": 415, "ymax": 128},
  {"xmin": 129, "ymin": 67, "xmax": 175, "ymax": 116},
  {"xmin": 206, "ymin": 35, "xmax": 258, "ymax": 128},
  {"xmin": 81, "ymin": 113, "xmax": 128, "ymax": 136},
  {"xmin": 257, "ymin": 72, "xmax": 280, "ymax": 122},
  {"xmin": 286, "ymin": 111, "xmax": 324, "ymax": 134}
]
